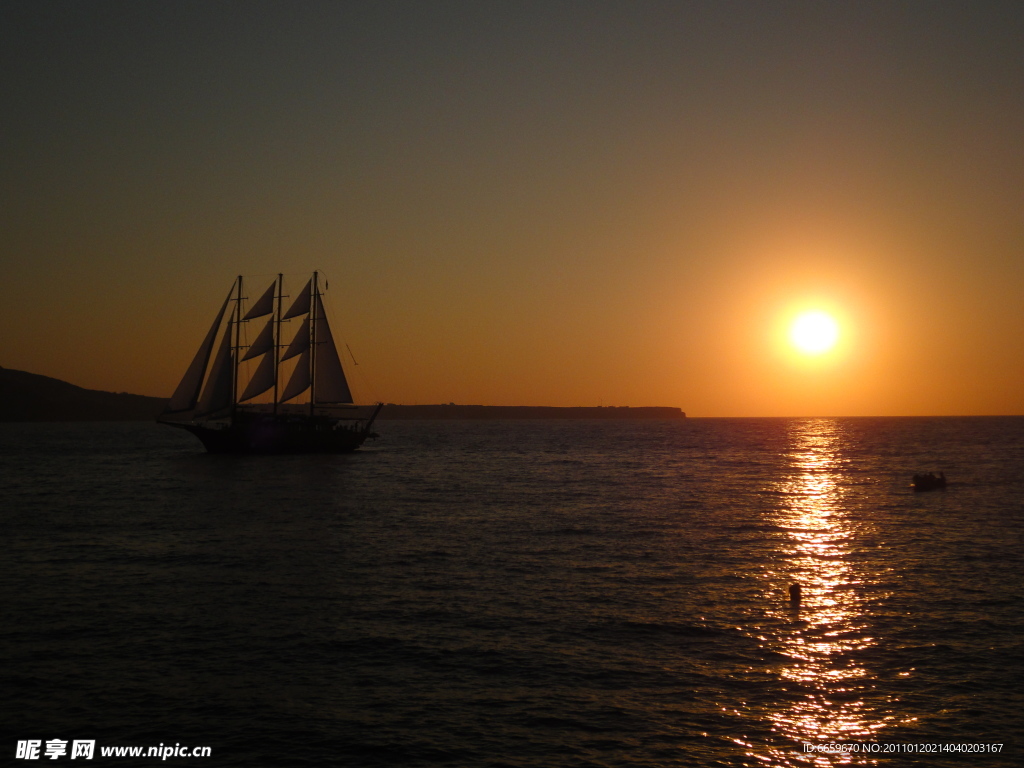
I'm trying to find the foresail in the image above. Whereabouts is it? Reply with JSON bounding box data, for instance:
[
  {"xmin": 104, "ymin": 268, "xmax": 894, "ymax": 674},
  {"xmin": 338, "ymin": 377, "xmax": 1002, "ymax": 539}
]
[
  {"xmin": 280, "ymin": 318, "xmax": 309, "ymax": 361},
  {"xmin": 283, "ymin": 279, "xmax": 311, "ymax": 319},
  {"xmin": 238, "ymin": 348, "xmax": 275, "ymax": 402},
  {"xmin": 165, "ymin": 290, "xmax": 231, "ymax": 413},
  {"xmin": 279, "ymin": 347, "xmax": 311, "ymax": 402},
  {"xmin": 242, "ymin": 318, "xmax": 275, "ymax": 361},
  {"xmin": 313, "ymin": 293, "xmax": 353, "ymax": 404},
  {"xmin": 243, "ymin": 281, "xmax": 276, "ymax": 320},
  {"xmin": 196, "ymin": 318, "xmax": 234, "ymax": 416}
]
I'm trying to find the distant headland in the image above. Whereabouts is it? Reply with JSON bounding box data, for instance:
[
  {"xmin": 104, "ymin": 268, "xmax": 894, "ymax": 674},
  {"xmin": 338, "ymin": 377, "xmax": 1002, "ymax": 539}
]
[
  {"xmin": 377, "ymin": 404, "xmax": 685, "ymax": 419},
  {"xmin": 0, "ymin": 367, "xmax": 684, "ymax": 421}
]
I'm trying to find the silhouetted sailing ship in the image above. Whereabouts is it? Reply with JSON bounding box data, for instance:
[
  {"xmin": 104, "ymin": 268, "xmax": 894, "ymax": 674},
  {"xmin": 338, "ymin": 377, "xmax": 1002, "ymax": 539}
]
[{"xmin": 159, "ymin": 273, "xmax": 381, "ymax": 453}]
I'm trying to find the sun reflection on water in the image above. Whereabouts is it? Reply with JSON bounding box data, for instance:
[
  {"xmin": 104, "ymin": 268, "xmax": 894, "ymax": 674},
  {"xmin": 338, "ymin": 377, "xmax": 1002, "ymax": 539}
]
[{"xmin": 756, "ymin": 419, "xmax": 896, "ymax": 766}]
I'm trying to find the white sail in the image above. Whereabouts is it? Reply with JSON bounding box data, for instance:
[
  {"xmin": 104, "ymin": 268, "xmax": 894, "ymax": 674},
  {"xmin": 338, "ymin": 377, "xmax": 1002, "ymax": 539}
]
[
  {"xmin": 242, "ymin": 318, "xmax": 275, "ymax": 361},
  {"xmin": 165, "ymin": 290, "xmax": 231, "ymax": 413},
  {"xmin": 243, "ymin": 281, "xmax": 276, "ymax": 320},
  {"xmin": 280, "ymin": 318, "xmax": 309, "ymax": 361},
  {"xmin": 279, "ymin": 347, "xmax": 311, "ymax": 402},
  {"xmin": 196, "ymin": 319, "xmax": 234, "ymax": 416},
  {"xmin": 238, "ymin": 348, "xmax": 275, "ymax": 402},
  {"xmin": 313, "ymin": 293, "xmax": 353, "ymax": 404},
  {"xmin": 282, "ymin": 278, "xmax": 311, "ymax": 319}
]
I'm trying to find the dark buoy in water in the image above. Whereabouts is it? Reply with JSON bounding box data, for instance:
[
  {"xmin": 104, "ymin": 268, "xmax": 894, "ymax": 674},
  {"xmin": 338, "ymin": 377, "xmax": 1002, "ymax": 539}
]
[{"xmin": 789, "ymin": 583, "xmax": 802, "ymax": 605}]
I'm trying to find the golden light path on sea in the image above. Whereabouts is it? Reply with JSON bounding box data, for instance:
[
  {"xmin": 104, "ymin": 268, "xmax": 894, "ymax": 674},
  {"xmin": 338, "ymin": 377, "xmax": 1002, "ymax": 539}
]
[{"xmin": 756, "ymin": 420, "xmax": 902, "ymax": 766}]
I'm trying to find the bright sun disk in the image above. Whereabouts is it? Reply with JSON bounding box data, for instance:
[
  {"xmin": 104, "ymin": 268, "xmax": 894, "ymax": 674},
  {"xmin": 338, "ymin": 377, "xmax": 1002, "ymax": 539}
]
[{"xmin": 790, "ymin": 311, "xmax": 839, "ymax": 355}]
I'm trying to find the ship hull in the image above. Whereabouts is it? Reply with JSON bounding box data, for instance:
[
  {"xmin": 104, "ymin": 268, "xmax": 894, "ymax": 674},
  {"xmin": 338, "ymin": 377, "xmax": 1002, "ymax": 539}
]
[{"xmin": 164, "ymin": 413, "xmax": 377, "ymax": 454}]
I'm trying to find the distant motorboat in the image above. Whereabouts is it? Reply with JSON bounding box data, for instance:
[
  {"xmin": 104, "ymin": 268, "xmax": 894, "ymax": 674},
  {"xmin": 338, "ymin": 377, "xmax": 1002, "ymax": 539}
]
[{"xmin": 912, "ymin": 472, "xmax": 946, "ymax": 492}]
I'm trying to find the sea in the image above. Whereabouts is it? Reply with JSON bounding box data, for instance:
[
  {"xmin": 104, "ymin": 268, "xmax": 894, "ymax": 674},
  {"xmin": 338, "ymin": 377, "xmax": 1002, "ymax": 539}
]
[{"xmin": 2, "ymin": 417, "xmax": 1022, "ymax": 767}]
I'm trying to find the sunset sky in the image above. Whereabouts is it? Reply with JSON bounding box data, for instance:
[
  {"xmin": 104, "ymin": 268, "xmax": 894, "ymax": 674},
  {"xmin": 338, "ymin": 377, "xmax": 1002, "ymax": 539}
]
[{"xmin": 3, "ymin": 1, "xmax": 1024, "ymax": 416}]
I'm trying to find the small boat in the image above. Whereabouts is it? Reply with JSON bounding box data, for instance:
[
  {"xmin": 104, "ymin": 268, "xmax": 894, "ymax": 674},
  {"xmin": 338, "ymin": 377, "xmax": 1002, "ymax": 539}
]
[
  {"xmin": 158, "ymin": 272, "xmax": 382, "ymax": 453},
  {"xmin": 912, "ymin": 472, "xmax": 946, "ymax": 492}
]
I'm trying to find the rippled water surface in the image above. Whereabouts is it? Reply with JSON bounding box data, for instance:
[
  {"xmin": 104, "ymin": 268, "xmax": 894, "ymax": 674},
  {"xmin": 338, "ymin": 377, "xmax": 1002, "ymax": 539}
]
[{"xmin": 2, "ymin": 418, "xmax": 1022, "ymax": 766}]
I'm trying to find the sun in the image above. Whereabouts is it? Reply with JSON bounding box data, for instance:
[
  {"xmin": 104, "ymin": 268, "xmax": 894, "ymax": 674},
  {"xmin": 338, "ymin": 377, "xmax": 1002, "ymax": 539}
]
[{"xmin": 789, "ymin": 310, "xmax": 839, "ymax": 355}]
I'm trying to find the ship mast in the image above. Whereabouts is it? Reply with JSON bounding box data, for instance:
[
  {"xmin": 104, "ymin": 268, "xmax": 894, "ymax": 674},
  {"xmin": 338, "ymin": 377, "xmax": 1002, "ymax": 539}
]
[
  {"xmin": 309, "ymin": 271, "xmax": 318, "ymax": 417},
  {"xmin": 273, "ymin": 272, "xmax": 282, "ymax": 416},
  {"xmin": 232, "ymin": 274, "xmax": 243, "ymax": 417}
]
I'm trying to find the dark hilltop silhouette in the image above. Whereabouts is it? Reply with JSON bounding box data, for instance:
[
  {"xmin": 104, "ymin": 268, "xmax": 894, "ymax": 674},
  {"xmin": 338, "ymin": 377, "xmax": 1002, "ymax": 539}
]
[{"xmin": 0, "ymin": 367, "xmax": 168, "ymax": 422}]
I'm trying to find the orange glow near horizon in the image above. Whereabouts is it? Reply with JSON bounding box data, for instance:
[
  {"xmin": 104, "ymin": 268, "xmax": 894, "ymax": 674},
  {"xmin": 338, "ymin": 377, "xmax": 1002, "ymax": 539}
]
[{"xmin": 4, "ymin": 5, "xmax": 1024, "ymax": 416}]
